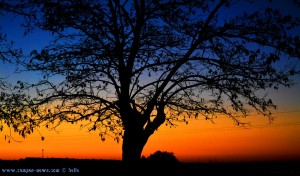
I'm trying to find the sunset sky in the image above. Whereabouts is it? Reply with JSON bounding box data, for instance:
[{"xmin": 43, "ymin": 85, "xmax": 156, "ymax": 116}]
[{"xmin": 1, "ymin": 1, "xmax": 300, "ymax": 163}]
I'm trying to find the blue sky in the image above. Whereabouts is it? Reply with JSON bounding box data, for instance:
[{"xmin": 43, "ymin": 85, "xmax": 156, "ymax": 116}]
[{"xmin": 1, "ymin": 0, "xmax": 300, "ymax": 105}]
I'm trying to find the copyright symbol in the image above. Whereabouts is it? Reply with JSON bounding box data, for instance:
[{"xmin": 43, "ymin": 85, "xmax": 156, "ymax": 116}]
[{"xmin": 62, "ymin": 168, "xmax": 66, "ymax": 173}]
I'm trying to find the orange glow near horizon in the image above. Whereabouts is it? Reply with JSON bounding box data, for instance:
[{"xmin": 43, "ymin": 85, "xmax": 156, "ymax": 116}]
[
  {"xmin": 144, "ymin": 111, "xmax": 300, "ymax": 162},
  {"xmin": 1, "ymin": 109, "xmax": 300, "ymax": 163}
]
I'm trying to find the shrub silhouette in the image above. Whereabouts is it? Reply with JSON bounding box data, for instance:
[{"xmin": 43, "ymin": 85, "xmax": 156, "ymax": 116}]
[{"xmin": 147, "ymin": 150, "xmax": 179, "ymax": 164}]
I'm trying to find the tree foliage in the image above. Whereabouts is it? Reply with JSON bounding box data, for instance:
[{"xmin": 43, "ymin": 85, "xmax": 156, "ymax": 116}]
[
  {"xmin": 1, "ymin": 0, "xmax": 300, "ymax": 161},
  {"xmin": 0, "ymin": 1, "xmax": 29, "ymax": 142}
]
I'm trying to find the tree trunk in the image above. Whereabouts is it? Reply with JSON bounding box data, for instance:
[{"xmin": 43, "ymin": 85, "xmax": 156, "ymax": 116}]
[
  {"xmin": 121, "ymin": 104, "xmax": 166, "ymax": 163},
  {"xmin": 122, "ymin": 127, "xmax": 150, "ymax": 162}
]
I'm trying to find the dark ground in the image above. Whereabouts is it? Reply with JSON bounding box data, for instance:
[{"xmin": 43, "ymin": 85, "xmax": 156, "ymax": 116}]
[{"xmin": 0, "ymin": 158, "xmax": 299, "ymax": 176}]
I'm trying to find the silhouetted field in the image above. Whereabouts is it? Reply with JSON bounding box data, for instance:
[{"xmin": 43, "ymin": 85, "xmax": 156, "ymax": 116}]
[{"xmin": 0, "ymin": 158, "xmax": 300, "ymax": 176}]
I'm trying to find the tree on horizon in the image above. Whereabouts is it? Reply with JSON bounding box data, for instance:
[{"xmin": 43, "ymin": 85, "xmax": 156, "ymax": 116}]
[{"xmin": 1, "ymin": 0, "xmax": 300, "ymax": 162}]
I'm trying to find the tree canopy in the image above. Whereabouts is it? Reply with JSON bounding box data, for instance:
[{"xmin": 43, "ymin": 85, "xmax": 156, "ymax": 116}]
[
  {"xmin": 0, "ymin": 1, "xmax": 30, "ymax": 142},
  {"xmin": 1, "ymin": 0, "xmax": 300, "ymax": 162}
]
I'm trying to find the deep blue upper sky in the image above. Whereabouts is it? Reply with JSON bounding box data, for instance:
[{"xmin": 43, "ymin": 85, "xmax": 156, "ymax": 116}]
[{"xmin": 0, "ymin": 0, "xmax": 299, "ymax": 107}]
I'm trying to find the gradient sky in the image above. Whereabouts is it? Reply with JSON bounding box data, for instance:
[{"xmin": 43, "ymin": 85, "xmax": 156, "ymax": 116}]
[{"xmin": 0, "ymin": 0, "xmax": 300, "ymax": 162}]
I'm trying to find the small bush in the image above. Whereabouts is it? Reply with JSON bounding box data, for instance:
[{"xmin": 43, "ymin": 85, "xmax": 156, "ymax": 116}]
[{"xmin": 147, "ymin": 150, "xmax": 179, "ymax": 164}]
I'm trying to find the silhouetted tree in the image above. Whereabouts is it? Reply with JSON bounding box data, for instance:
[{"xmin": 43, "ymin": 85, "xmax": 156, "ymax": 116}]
[
  {"xmin": 0, "ymin": 1, "xmax": 29, "ymax": 142},
  {"xmin": 2, "ymin": 0, "xmax": 300, "ymax": 162}
]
